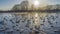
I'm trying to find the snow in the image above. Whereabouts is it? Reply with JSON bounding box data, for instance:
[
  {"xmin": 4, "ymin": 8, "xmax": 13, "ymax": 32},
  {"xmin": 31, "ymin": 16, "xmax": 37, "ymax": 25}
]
[{"xmin": 0, "ymin": 13, "xmax": 60, "ymax": 34}]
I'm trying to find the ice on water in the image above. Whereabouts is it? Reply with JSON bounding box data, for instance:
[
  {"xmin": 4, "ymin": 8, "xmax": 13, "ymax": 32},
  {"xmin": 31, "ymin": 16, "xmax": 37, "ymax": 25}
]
[{"xmin": 0, "ymin": 13, "xmax": 60, "ymax": 34}]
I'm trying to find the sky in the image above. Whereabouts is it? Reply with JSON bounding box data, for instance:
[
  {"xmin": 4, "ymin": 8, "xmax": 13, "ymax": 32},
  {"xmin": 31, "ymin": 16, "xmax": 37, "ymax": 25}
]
[{"xmin": 0, "ymin": 0, "xmax": 60, "ymax": 10}]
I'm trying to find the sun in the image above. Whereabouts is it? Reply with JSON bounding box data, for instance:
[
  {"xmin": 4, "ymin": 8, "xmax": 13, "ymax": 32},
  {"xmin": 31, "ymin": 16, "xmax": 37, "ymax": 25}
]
[{"xmin": 34, "ymin": 0, "xmax": 39, "ymax": 7}]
